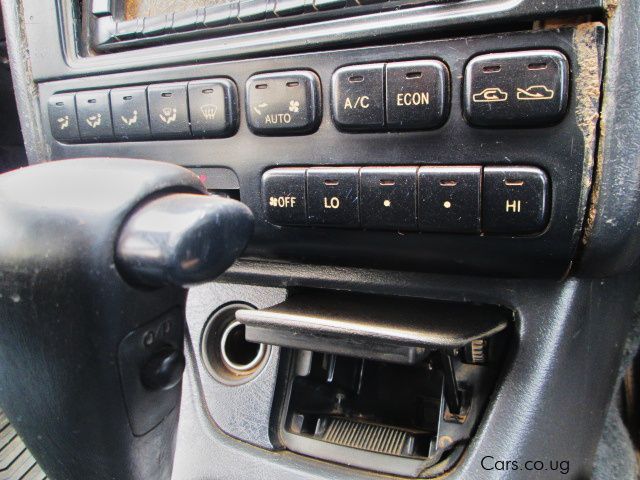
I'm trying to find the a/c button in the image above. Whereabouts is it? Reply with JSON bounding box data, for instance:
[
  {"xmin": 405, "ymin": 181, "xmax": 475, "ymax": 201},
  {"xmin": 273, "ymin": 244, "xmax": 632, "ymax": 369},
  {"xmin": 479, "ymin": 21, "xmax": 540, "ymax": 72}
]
[
  {"xmin": 262, "ymin": 168, "xmax": 307, "ymax": 225},
  {"xmin": 331, "ymin": 64, "xmax": 384, "ymax": 131}
]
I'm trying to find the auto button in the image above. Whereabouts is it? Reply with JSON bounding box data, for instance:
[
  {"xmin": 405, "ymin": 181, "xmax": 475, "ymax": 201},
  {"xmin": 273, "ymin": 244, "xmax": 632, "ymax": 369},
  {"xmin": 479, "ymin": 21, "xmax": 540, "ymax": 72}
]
[{"xmin": 246, "ymin": 71, "xmax": 321, "ymax": 135}]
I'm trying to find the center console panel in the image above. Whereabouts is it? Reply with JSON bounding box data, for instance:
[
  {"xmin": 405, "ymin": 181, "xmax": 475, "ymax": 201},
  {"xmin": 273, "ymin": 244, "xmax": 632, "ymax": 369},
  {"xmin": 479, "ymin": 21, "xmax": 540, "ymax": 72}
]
[{"xmin": 40, "ymin": 25, "xmax": 604, "ymax": 278}]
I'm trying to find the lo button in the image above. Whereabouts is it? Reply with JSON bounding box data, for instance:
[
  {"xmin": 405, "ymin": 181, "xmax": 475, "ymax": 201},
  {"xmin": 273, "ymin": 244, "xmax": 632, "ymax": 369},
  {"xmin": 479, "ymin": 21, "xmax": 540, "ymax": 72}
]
[{"xmin": 307, "ymin": 167, "xmax": 360, "ymax": 227}]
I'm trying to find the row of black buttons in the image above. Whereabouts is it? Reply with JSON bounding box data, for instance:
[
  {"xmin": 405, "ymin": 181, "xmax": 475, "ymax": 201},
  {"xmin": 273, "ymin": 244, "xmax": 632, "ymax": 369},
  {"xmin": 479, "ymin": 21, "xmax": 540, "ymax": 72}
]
[
  {"xmin": 48, "ymin": 79, "xmax": 237, "ymax": 142},
  {"xmin": 332, "ymin": 49, "xmax": 569, "ymax": 131},
  {"xmin": 48, "ymin": 49, "xmax": 568, "ymax": 142},
  {"xmin": 262, "ymin": 166, "xmax": 550, "ymax": 234},
  {"xmin": 332, "ymin": 60, "xmax": 449, "ymax": 131}
]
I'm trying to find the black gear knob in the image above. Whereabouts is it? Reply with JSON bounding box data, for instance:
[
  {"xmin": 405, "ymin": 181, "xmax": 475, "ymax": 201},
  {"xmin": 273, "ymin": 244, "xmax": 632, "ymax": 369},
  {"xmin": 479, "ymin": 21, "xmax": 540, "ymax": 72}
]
[
  {"xmin": 0, "ymin": 158, "xmax": 253, "ymax": 480},
  {"xmin": 117, "ymin": 192, "xmax": 253, "ymax": 287}
]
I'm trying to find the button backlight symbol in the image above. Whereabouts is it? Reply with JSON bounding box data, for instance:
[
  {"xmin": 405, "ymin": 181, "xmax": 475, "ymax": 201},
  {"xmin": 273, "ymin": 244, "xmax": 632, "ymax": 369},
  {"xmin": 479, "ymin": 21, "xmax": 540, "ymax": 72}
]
[
  {"xmin": 200, "ymin": 104, "xmax": 218, "ymax": 120},
  {"xmin": 121, "ymin": 110, "xmax": 138, "ymax": 126},
  {"xmin": 516, "ymin": 85, "xmax": 555, "ymax": 101},
  {"xmin": 472, "ymin": 87, "xmax": 508, "ymax": 103},
  {"xmin": 505, "ymin": 200, "xmax": 522, "ymax": 213},
  {"xmin": 86, "ymin": 114, "xmax": 102, "ymax": 128},
  {"xmin": 159, "ymin": 107, "xmax": 177, "ymax": 125},
  {"xmin": 270, "ymin": 196, "xmax": 297, "ymax": 208},
  {"xmin": 343, "ymin": 96, "xmax": 370, "ymax": 110},
  {"xmin": 253, "ymin": 103, "xmax": 268, "ymax": 115},
  {"xmin": 57, "ymin": 116, "xmax": 69, "ymax": 130},
  {"xmin": 323, "ymin": 197, "xmax": 340, "ymax": 209}
]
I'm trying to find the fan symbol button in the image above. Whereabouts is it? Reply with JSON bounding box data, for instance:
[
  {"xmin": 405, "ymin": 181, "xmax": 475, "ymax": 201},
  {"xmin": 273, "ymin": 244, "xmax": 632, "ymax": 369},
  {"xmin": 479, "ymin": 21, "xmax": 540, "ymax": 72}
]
[{"xmin": 288, "ymin": 100, "xmax": 300, "ymax": 113}]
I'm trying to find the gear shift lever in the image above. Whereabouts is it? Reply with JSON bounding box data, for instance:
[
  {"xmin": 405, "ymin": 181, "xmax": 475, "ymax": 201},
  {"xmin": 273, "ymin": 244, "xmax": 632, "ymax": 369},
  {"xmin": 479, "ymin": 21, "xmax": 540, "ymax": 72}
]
[{"xmin": 0, "ymin": 158, "xmax": 253, "ymax": 480}]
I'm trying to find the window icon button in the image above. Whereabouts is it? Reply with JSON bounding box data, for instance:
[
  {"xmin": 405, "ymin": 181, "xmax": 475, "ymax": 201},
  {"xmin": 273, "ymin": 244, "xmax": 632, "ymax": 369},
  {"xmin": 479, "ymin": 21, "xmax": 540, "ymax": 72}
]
[
  {"xmin": 147, "ymin": 82, "xmax": 190, "ymax": 139},
  {"xmin": 48, "ymin": 93, "xmax": 80, "ymax": 142},
  {"xmin": 110, "ymin": 86, "xmax": 151, "ymax": 140},
  {"xmin": 75, "ymin": 89, "xmax": 114, "ymax": 142},
  {"xmin": 188, "ymin": 79, "xmax": 238, "ymax": 138},
  {"xmin": 463, "ymin": 50, "xmax": 569, "ymax": 127}
]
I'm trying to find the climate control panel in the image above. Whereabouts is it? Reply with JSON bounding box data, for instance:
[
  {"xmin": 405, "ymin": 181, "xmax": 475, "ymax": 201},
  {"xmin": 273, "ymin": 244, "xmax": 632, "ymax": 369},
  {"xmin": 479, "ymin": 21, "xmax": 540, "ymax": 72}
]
[
  {"xmin": 263, "ymin": 166, "xmax": 549, "ymax": 234},
  {"xmin": 38, "ymin": 25, "xmax": 603, "ymax": 276}
]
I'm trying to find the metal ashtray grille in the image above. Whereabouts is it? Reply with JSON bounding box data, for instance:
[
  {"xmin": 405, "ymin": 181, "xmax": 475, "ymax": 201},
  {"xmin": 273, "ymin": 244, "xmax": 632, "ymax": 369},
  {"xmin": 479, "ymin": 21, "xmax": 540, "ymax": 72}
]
[{"xmin": 322, "ymin": 418, "xmax": 411, "ymax": 456}]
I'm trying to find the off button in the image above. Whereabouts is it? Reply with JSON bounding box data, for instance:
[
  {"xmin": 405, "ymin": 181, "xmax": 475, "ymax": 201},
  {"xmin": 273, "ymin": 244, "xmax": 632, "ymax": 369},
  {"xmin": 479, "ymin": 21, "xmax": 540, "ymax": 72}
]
[{"xmin": 262, "ymin": 168, "xmax": 308, "ymax": 225}]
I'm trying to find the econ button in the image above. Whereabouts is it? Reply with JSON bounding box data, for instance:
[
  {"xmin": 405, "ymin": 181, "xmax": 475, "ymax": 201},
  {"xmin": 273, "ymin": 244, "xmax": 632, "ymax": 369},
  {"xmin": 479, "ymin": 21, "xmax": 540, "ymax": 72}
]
[
  {"xmin": 262, "ymin": 168, "xmax": 308, "ymax": 225},
  {"xmin": 463, "ymin": 50, "xmax": 569, "ymax": 127},
  {"xmin": 246, "ymin": 71, "xmax": 321, "ymax": 135},
  {"xmin": 386, "ymin": 60, "xmax": 450, "ymax": 130}
]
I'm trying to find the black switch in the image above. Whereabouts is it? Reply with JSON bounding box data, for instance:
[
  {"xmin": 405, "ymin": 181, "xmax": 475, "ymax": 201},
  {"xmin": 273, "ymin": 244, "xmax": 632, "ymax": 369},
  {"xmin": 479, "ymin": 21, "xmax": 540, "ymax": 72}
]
[
  {"xmin": 140, "ymin": 348, "xmax": 185, "ymax": 391},
  {"xmin": 386, "ymin": 60, "xmax": 450, "ymax": 130},
  {"xmin": 147, "ymin": 83, "xmax": 191, "ymax": 139},
  {"xmin": 463, "ymin": 50, "xmax": 569, "ymax": 127},
  {"xmin": 360, "ymin": 167, "xmax": 417, "ymax": 230},
  {"xmin": 110, "ymin": 86, "xmax": 151, "ymax": 140},
  {"xmin": 482, "ymin": 166, "xmax": 550, "ymax": 234},
  {"xmin": 48, "ymin": 93, "xmax": 80, "ymax": 142},
  {"xmin": 188, "ymin": 79, "xmax": 238, "ymax": 138},
  {"xmin": 331, "ymin": 64, "xmax": 384, "ymax": 131},
  {"xmin": 307, "ymin": 167, "xmax": 360, "ymax": 226},
  {"xmin": 76, "ymin": 89, "xmax": 114, "ymax": 142},
  {"xmin": 262, "ymin": 168, "xmax": 308, "ymax": 225},
  {"xmin": 246, "ymin": 71, "xmax": 321, "ymax": 135},
  {"xmin": 418, "ymin": 166, "xmax": 481, "ymax": 233}
]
